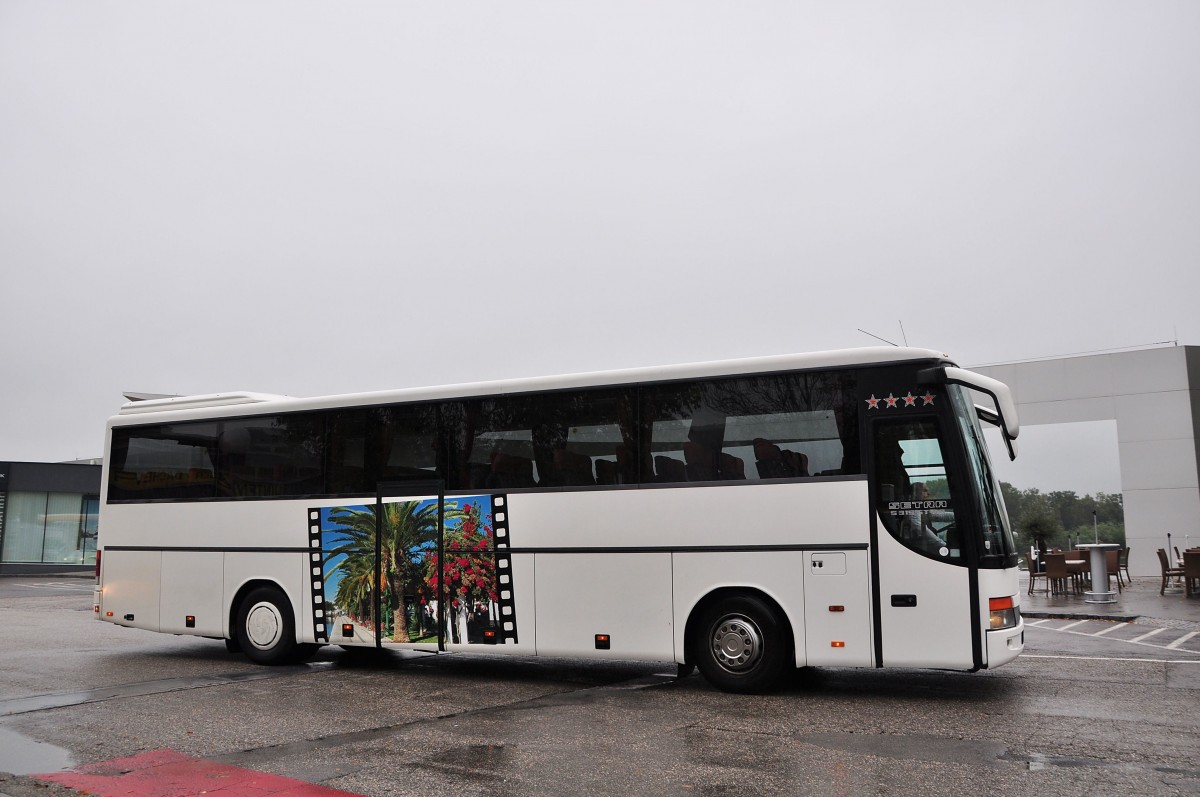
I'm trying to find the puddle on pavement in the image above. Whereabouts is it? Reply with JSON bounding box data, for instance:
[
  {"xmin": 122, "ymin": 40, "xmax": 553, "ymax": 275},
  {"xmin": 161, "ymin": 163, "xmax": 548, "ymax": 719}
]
[{"xmin": 0, "ymin": 725, "xmax": 75, "ymax": 775}]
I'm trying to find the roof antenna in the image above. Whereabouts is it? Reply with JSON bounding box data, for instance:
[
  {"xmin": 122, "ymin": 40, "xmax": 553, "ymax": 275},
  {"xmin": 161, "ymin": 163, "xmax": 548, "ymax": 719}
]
[
  {"xmin": 899, "ymin": 320, "xmax": 909, "ymax": 347},
  {"xmin": 858, "ymin": 328, "xmax": 899, "ymax": 346}
]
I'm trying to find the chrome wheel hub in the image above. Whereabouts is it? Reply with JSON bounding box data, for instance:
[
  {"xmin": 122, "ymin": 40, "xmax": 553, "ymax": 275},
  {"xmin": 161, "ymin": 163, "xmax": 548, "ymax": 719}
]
[{"xmin": 711, "ymin": 615, "xmax": 763, "ymax": 673}]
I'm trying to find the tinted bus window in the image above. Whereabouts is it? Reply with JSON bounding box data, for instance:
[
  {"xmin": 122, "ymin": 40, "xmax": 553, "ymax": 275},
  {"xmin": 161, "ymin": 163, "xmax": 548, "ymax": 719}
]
[
  {"xmin": 374, "ymin": 404, "xmax": 444, "ymax": 485},
  {"xmin": 447, "ymin": 390, "xmax": 636, "ymax": 491},
  {"xmin": 325, "ymin": 409, "xmax": 369, "ymax": 495},
  {"xmin": 640, "ymin": 371, "xmax": 860, "ymax": 484},
  {"xmin": 216, "ymin": 414, "xmax": 324, "ymax": 498},
  {"xmin": 108, "ymin": 422, "xmax": 219, "ymax": 501}
]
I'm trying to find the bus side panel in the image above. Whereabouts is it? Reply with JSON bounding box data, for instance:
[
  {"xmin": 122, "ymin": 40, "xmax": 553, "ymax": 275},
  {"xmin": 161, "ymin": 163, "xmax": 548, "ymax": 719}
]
[
  {"xmin": 160, "ymin": 551, "xmax": 223, "ymax": 636},
  {"xmin": 508, "ymin": 481, "xmax": 871, "ymax": 666},
  {"xmin": 99, "ymin": 550, "xmax": 162, "ymax": 632},
  {"xmin": 803, "ymin": 549, "xmax": 873, "ymax": 667},
  {"xmin": 223, "ymin": 553, "xmax": 309, "ymax": 643},
  {"xmin": 672, "ymin": 552, "xmax": 807, "ymax": 666},
  {"xmin": 532, "ymin": 553, "xmax": 673, "ymax": 660},
  {"xmin": 507, "ymin": 481, "xmax": 870, "ymax": 550}
]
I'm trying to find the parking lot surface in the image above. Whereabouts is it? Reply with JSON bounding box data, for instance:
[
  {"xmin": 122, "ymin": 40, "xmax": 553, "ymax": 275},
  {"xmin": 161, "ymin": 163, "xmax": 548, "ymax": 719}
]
[{"xmin": 1, "ymin": 574, "xmax": 1197, "ymax": 797}]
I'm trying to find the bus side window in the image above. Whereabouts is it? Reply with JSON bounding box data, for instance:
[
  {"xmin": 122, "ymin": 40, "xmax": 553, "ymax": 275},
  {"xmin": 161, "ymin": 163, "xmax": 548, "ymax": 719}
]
[
  {"xmin": 872, "ymin": 417, "xmax": 962, "ymax": 562},
  {"xmin": 325, "ymin": 409, "xmax": 368, "ymax": 495},
  {"xmin": 217, "ymin": 414, "xmax": 323, "ymax": 499},
  {"xmin": 108, "ymin": 423, "xmax": 218, "ymax": 501},
  {"xmin": 373, "ymin": 404, "xmax": 442, "ymax": 485},
  {"xmin": 453, "ymin": 390, "xmax": 638, "ymax": 490},
  {"xmin": 458, "ymin": 398, "xmax": 539, "ymax": 490},
  {"xmin": 641, "ymin": 371, "xmax": 859, "ymax": 485},
  {"xmin": 640, "ymin": 384, "xmax": 706, "ymax": 484}
]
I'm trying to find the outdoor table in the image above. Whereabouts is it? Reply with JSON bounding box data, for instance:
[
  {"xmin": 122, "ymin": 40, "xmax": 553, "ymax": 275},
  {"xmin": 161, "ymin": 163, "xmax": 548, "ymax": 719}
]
[
  {"xmin": 1066, "ymin": 558, "xmax": 1087, "ymax": 592},
  {"xmin": 1077, "ymin": 543, "xmax": 1120, "ymax": 604}
]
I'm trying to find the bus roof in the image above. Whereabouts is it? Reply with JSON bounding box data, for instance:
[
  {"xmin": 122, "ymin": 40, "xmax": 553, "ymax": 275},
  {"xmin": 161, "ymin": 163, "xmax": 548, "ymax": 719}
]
[{"xmin": 113, "ymin": 346, "xmax": 953, "ymax": 423}]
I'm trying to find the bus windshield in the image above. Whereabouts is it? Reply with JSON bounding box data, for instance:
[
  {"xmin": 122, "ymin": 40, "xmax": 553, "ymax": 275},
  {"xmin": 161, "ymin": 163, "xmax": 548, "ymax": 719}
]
[{"xmin": 948, "ymin": 385, "xmax": 1018, "ymax": 567}]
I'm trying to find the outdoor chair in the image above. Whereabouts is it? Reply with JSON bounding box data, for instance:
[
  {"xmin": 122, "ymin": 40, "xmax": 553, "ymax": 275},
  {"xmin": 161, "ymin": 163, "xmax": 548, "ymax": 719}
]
[
  {"xmin": 1184, "ymin": 551, "xmax": 1200, "ymax": 598},
  {"xmin": 1118, "ymin": 547, "xmax": 1131, "ymax": 586},
  {"xmin": 1043, "ymin": 553, "xmax": 1075, "ymax": 596},
  {"xmin": 1105, "ymin": 550, "xmax": 1123, "ymax": 593},
  {"xmin": 1028, "ymin": 563, "xmax": 1049, "ymax": 595},
  {"xmin": 1157, "ymin": 548, "xmax": 1184, "ymax": 595},
  {"xmin": 1067, "ymin": 549, "xmax": 1089, "ymax": 591}
]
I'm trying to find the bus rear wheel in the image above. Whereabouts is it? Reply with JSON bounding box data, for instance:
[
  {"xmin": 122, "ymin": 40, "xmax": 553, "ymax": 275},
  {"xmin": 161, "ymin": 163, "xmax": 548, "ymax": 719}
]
[
  {"xmin": 235, "ymin": 586, "xmax": 301, "ymax": 665},
  {"xmin": 694, "ymin": 594, "xmax": 789, "ymax": 694}
]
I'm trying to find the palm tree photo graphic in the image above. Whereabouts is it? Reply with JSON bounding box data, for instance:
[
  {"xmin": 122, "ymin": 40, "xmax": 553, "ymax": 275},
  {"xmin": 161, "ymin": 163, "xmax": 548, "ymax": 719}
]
[
  {"xmin": 322, "ymin": 500, "xmax": 449, "ymax": 642},
  {"xmin": 320, "ymin": 497, "xmax": 497, "ymax": 644}
]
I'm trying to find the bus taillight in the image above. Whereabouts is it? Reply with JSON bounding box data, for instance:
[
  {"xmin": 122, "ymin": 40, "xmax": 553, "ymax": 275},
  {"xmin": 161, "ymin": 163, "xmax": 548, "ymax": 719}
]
[{"xmin": 988, "ymin": 596, "xmax": 1019, "ymax": 630}]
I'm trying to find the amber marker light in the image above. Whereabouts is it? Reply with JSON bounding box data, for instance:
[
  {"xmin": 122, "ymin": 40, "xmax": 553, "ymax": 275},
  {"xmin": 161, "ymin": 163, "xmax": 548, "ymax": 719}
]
[{"xmin": 831, "ymin": 641, "xmax": 846, "ymax": 648}]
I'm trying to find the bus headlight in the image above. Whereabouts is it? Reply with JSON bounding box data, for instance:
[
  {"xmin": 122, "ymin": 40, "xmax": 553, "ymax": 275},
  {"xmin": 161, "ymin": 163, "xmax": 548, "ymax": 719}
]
[{"xmin": 988, "ymin": 596, "xmax": 1019, "ymax": 630}]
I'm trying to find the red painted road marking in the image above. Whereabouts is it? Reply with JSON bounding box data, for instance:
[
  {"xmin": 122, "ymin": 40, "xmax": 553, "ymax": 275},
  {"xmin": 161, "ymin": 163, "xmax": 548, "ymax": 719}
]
[{"xmin": 36, "ymin": 749, "xmax": 362, "ymax": 796}]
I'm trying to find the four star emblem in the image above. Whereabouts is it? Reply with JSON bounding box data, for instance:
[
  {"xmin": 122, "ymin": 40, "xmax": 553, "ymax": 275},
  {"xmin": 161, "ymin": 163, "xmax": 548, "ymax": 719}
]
[{"xmin": 865, "ymin": 390, "xmax": 936, "ymax": 410}]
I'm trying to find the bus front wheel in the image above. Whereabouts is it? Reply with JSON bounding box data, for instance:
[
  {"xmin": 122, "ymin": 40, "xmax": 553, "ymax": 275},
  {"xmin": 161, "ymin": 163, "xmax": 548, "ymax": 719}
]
[
  {"xmin": 235, "ymin": 586, "xmax": 301, "ymax": 665},
  {"xmin": 694, "ymin": 594, "xmax": 789, "ymax": 694}
]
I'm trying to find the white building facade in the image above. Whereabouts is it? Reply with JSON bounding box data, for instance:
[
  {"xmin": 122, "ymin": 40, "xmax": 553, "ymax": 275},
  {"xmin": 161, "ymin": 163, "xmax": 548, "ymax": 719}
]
[{"xmin": 976, "ymin": 346, "xmax": 1200, "ymax": 578}]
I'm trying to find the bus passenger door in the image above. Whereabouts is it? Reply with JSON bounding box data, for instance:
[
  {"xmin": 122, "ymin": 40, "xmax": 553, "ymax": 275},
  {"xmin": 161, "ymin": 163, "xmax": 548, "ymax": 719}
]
[
  {"xmin": 871, "ymin": 416, "xmax": 976, "ymax": 669},
  {"xmin": 320, "ymin": 485, "xmax": 444, "ymax": 650}
]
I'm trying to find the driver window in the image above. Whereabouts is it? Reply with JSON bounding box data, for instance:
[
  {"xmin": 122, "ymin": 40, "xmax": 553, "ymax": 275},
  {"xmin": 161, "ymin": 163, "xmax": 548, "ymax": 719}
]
[{"xmin": 873, "ymin": 418, "xmax": 963, "ymax": 562}]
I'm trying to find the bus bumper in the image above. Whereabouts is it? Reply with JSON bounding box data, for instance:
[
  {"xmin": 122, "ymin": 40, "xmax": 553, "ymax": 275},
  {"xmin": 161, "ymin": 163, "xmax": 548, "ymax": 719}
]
[{"xmin": 985, "ymin": 618, "xmax": 1025, "ymax": 668}]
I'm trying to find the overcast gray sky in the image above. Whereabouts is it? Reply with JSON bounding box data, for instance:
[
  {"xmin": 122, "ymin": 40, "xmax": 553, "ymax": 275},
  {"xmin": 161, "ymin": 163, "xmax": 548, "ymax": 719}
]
[{"xmin": 2, "ymin": 2, "xmax": 1196, "ymax": 496}]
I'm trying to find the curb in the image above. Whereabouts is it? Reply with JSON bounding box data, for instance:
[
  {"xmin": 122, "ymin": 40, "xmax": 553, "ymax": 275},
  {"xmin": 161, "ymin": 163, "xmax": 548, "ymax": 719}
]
[{"xmin": 1022, "ymin": 611, "xmax": 1139, "ymax": 623}]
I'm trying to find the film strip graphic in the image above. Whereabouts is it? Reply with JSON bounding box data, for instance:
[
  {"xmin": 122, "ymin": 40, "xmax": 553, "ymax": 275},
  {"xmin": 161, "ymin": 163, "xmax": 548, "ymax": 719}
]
[
  {"xmin": 307, "ymin": 509, "xmax": 329, "ymax": 643},
  {"xmin": 491, "ymin": 494, "xmax": 519, "ymax": 644},
  {"xmin": 307, "ymin": 495, "xmax": 516, "ymax": 647}
]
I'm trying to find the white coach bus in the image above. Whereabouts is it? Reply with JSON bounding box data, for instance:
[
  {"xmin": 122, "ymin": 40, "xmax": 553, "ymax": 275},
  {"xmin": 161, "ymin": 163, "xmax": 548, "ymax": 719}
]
[{"xmin": 96, "ymin": 347, "xmax": 1023, "ymax": 693}]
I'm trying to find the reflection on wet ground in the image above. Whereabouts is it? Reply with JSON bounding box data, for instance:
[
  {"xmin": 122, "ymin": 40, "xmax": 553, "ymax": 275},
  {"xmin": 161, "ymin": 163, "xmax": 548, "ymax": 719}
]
[{"xmin": 0, "ymin": 725, "xmax": 74, "ymax": 775}]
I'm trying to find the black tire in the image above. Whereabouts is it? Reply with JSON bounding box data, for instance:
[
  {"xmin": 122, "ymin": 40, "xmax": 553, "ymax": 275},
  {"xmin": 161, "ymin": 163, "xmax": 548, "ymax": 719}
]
[
  {"xmin": 693, "ymin": 594, "xmax": 790, "ymax": 694},
  {"xmin": 235, "ymin": 586, "xmax": 301, "ymax": 665},
  {"xmin": 224, "ymin": 637, "xmax": 243, "ymax": 654}
]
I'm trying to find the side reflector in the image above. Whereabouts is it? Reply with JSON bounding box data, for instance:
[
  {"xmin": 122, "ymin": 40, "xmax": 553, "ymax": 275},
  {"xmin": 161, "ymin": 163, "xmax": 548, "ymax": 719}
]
[
  {"xmin": 342, "ymin": 624, "xmax": 354, "ymax": 638},
  {"xmin": 595, "ymin": 634, "xmax": 611, "ymax": 650},
  {"xmin": 828, "ymin": 605, "xmax": 845, "ymax": 612},
  {"xmin": 831, "ymin": 641, "xmax": 845, "ymax": 648},
  {"xmin": 105, "ymin": 611, "xmax": 113, "ymax": 617},
  {"xmin": 483, "ymin": 628, "xmax": 497, "ymax": 644},
  {"xmin": 185, "ymin": 616, "xmax": 195, "ymax": 628}
]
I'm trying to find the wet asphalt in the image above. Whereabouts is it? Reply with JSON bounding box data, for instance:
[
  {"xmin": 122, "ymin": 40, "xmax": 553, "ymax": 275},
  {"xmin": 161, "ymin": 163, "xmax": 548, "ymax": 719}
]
[{"xmin": 1, "ymin": 572, "xmax": 1197, "ymax": 796}]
